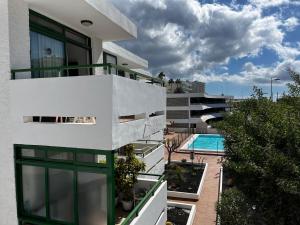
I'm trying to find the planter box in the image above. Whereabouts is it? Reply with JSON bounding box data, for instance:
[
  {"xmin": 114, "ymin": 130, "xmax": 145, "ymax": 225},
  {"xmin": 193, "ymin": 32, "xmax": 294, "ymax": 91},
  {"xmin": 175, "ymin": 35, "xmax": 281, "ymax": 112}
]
[
  {"xmin": 166, "ymin": 161, "xmax": 208, "ymax": 200},
  {"xmin": 167, "ymin": 201, "xmax": 196, "ymax": 225}
]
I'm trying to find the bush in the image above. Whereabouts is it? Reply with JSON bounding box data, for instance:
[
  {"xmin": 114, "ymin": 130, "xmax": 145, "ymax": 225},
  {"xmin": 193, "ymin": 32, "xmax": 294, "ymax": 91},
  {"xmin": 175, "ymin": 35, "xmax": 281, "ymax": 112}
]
[{"xmin": 216, "ymin": 71, "xmax": 300, "ymax": 225}]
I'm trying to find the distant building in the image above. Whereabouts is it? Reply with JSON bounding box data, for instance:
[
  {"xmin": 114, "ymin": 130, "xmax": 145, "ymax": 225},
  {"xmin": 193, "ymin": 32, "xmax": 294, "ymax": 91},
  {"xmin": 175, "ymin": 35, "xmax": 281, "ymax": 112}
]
[{"xmin": 166, "ymin": 80, "xmax": 233, "ymax": 132}]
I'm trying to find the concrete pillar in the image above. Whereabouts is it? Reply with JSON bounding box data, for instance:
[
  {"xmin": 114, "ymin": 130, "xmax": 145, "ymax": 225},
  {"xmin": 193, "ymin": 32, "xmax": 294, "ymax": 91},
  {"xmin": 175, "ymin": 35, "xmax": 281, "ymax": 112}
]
[{"xmin": 0, "ymin": 0, "xmax": 30, "ymax": 224}]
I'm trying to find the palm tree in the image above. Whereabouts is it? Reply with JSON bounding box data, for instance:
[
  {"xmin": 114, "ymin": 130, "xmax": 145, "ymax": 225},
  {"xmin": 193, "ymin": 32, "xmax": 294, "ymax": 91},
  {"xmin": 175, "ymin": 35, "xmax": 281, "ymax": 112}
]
[
  {"xmin": 157, "ymin": 72, "xmax": 166, "ymax": 80},
  {"xmin": 168, "ymin": 78, "xmax": 174, "ymax": 89},
  {"xmin": 175, "ymin": 78, "xmax": 181, "ymax": 88}
]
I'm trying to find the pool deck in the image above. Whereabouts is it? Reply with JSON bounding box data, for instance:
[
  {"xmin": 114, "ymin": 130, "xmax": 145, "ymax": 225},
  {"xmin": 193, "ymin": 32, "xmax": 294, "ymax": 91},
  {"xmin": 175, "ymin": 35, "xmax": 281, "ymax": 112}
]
[{"xmin": 165, "ymin": 135, "xmax": 224, "ymax": 225}]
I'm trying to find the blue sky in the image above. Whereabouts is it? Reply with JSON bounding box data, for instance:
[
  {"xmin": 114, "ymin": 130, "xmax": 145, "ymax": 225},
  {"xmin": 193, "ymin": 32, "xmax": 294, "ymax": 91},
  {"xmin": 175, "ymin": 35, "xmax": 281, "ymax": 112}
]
[{"xmin": 112, "ymin": 0, "xmax": 300, "ymax": 98}]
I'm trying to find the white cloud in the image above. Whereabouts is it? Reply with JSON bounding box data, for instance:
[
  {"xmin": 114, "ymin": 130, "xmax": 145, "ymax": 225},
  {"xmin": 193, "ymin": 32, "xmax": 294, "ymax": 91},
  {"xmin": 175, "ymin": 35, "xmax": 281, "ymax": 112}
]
[
  {"xmin": 129, "ymin": 0, "xmax": 167, "ymax": 9},
  {"xmin": 192, "ymin": 59, "xmax": 300, "ymax": 85},
  {"xmin": 111, "ymin": 0, "xmax": 300, "ymax": 84},
  {"xmin": 282, "ymin": 17, "xmax": 299, "ymax": 31},
  {"xmin": 250, "ymin": 0, "xmax": 300, "ymax": 9}
]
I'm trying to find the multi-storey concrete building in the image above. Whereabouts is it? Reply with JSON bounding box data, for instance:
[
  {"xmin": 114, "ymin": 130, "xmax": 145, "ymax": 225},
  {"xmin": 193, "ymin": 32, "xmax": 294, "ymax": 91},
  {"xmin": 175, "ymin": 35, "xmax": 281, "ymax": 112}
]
[
  {"xmin": 166, "ymin": 81, "xmax": 232, "ymax": 132},
  {"xmin": 0, "ymin": 1, "xmax": 166, "ymax": 225}
]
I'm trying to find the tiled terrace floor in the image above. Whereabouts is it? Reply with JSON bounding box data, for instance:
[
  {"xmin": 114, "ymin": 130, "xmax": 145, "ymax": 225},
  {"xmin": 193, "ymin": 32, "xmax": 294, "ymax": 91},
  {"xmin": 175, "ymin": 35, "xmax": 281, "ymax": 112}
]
[{"xmin": 165, "ymin": 146, "xmax": 223, "ymax": 225}]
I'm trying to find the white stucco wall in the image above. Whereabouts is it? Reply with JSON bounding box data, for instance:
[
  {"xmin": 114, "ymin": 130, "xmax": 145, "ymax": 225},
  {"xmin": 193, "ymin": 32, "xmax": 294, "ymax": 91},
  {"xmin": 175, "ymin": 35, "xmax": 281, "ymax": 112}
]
[
  {"xmin": 103, "ymin": 42, "xmax": 148, "ymax": 69},
  {"xmin": 91, "ymin": 35, "xmax": 105, "ymax": 75},
  {"xmin": 10, "ymin": 75, "xmax": 114, "ymax": 150},
  {"xmin": 4, "ymin": 2, "xmax": 166, "ymax": 224},
  {"xmin": 10, "ymin": 75, "xmax": 166, "ymax": 150},
  {"xmin": 141, "ymin": 144, "xmax": 164, "ymax": 173},
  {"xmin": 130, "ymin": 181, "xmax": 167, "ymax": 225},
  {"xmin": 0, "ymin": 0, "xmax": 31, "ymax": 224}
]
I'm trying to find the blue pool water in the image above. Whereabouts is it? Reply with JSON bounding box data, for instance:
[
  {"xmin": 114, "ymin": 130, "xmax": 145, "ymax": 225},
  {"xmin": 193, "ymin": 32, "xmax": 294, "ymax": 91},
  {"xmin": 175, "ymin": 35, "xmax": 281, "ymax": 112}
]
[{"xmin": 188, "ymin": 134, "xmax": 224, "ymax": 152}]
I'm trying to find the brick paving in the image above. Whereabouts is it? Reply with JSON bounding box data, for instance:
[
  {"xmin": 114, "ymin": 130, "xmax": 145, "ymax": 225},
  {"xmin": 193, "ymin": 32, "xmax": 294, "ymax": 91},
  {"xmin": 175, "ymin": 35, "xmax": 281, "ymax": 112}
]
[{"xmin": 165, "ymin": 149, "xmax": 223, "ymax": 225}]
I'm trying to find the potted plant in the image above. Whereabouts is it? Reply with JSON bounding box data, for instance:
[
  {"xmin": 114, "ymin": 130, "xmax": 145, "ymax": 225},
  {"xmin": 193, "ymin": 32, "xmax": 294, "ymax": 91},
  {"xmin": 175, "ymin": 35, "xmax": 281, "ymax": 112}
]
[{"xmin": 115, "ymin": 144, "xmax": 145, "ymax": 211}]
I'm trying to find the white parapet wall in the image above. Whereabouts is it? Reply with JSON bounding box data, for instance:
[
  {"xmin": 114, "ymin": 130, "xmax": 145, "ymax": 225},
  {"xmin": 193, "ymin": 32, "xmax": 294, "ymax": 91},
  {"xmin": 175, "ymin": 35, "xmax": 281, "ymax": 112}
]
[
  {"xmin": 10, "ymin": 75, "xmax": 166, "ymax": 150},
  {"xmin": 131, "ymin": 180, "xmax": 167, "ymax": 225},
  {"xmin": 138, "ymin": 144, "xmax": 165, "ymax": 173}
]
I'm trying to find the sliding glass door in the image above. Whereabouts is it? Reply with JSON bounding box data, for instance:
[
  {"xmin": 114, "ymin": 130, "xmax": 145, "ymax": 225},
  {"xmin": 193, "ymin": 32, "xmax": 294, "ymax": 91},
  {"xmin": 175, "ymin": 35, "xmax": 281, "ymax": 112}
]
[
  {"xmin": 30, "ymin": 31, "xmax": 65, "ymax": 78},
  {"xmin": 29, "ymin": 10, "xmax": 92, "ymax": 78}
]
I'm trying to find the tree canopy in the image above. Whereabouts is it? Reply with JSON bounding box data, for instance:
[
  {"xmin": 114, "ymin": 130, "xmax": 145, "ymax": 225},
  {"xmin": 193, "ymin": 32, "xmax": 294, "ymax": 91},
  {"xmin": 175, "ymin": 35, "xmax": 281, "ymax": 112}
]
[{"xmin": 216, "ymin": 70, "xmax": 300, "ymax": 225}]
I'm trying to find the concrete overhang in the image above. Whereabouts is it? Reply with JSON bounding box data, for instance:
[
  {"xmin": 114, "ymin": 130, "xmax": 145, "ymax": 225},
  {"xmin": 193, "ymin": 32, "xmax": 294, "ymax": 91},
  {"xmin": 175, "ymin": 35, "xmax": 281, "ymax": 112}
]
[
  {"xmin": 103, "ymin": 42, "xmax": 148, "ymax": 69},
  {"xmin": 25, "ymin": 0, "xmax": 137, "ymax": 41}
]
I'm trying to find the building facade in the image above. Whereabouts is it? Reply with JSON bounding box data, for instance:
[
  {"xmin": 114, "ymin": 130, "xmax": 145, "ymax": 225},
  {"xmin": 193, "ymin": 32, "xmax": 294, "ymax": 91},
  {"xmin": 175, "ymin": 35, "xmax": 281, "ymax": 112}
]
[
  {"xmin": 166, "ymin": 81, "xmax": 232, "ymax": 132},
  {"xmin": 0, "ymin": 1, "xmax": 166, "ymax": 225}
]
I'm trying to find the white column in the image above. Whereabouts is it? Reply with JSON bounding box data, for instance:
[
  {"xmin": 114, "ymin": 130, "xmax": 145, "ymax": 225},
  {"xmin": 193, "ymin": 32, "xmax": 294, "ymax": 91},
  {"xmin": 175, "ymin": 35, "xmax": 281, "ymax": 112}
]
[
  {"xmin": 0, "ymin": 0, "xmax": 30, "ymax": 224},
  {"xmin": 0, "ymin": 0, "xmax": 18, "ymax": 224}
]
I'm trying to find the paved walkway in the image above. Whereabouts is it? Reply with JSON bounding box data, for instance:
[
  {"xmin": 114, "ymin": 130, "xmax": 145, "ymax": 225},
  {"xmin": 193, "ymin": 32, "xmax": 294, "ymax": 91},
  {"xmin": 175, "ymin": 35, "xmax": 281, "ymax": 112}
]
[{"xmin": 165, "ymin": 150, "xmax": 223, "ymax": 225}]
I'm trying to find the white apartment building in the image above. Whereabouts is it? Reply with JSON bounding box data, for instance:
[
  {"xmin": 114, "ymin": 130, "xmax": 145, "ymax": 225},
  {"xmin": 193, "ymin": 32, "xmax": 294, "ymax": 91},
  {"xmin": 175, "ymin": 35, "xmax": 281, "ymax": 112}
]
[
  {"xmin": 0, "ymin": 1, "xmax": 167, "ymax": 225},
  {"xmin": 166, "ymin": 81, "xmax": 232, "ymax": 132}
]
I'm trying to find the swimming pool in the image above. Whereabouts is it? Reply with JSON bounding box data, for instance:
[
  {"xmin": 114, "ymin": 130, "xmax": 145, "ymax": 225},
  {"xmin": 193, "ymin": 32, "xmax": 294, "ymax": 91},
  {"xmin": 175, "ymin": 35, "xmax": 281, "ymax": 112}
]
[{"xmin": 182, "ymin": 134, "xmax": 224, "ymax": 152}]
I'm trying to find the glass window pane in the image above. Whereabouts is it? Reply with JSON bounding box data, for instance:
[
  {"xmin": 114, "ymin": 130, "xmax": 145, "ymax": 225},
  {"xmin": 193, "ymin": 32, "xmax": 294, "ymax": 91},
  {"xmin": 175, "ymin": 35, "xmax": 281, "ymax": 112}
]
[
  {"xmin": 78, "ymin": 172, "xmax": 107, "ymax": 225},
  {"xmin": 66, "ymin": 42, "xmax": 90, "ymax": 76},
  {"xmin": 65, "ymin": 30, "xmax": 88, "ymax": 45},
  {"xmin": 104, "ymin": 53, "xmax": 117, "ymax": 75},
  {"xmin": 22, "ymin": 148, "xmax": 45, "ymax": 158},
  {"xmin": 47, "ymin": 151, "xmax": 74, "ymax": 161},
  {"xmin": 77, "ymin": 153, "xmax": 106, "ymax": 164},
  {"xmin": 49, "ymin": 169, "xmax": 74, "ymax": 222},
  {"xmin": 30, "ymin": 14, "xmax": 63, "ymax": 33},
  {"xmin": 30, "ymin": 31, "xmax": 65, "ymax": 78},
  {"xmin": 22, "ymin": 165, "xmax": 46, "ymax": 217}
]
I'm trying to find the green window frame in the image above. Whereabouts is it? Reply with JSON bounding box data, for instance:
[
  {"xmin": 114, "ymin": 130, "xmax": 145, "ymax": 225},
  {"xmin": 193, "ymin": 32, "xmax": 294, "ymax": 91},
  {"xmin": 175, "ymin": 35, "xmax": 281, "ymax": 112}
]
[
  {"xmin": 103, "ymin": 52, "xmax": 118, "ymax": 75},
  {"xmin": 103, "ymin": 52, "xmax": 117, "ymax": 65},
  {"xmin": 29, "ymin": 10, "xmax": 93, "ymax": 77},
  {"xmin": 15, "ymin": 145, "xmax": 115, "ymax": 225}
]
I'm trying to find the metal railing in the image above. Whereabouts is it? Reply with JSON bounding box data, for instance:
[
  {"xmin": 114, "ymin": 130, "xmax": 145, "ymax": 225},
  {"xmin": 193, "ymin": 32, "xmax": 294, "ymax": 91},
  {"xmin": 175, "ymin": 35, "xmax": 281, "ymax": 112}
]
[
  {"xmin": 133, "ymin": 140, "xmax": 163, "ymax": 158},
  {"xmin": 134, "ymin": 144, "xmax": 163, "ymax": 158},
  {"xmin": 121, "ymin": 174, "xmax": 165, "ymax": 225},
  {"xmin": 11, "ymin": 63, "xmax": 163, "ymax": 85}
]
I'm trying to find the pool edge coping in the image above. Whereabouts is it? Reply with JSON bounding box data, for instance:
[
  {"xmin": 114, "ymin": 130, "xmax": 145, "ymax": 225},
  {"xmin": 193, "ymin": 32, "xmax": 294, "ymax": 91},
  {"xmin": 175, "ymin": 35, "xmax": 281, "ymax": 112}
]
[{"xmin": 180, "ymin": 134, "xmax": 225, "ymax": 153}]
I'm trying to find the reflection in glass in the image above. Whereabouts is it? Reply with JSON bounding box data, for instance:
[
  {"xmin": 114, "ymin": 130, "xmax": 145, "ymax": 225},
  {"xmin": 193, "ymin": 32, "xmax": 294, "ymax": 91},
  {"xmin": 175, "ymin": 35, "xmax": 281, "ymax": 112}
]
[
  {"xmin": 47, "ymin": 151, "xmax": 73, "ymax": 161},
  {"xmin": 78, "ymin": 172, "xmax": 107, "ymax": 225},
  {"xmin": 77, "ymin": 153, "xmax": 106, "ymax": 164},
  {"xmin": 104, "ymin": 53, "xmax": 117, "ymax": 75},
  {"xmin": 30, "ymin": 31, "xmax": 64, "ymax": 78},
  {"xmin": 22, "ymin": 148, "xmax": 45, "ymax": 158},
  {"xmin": 49, "ymin": 169, "xmax": 74, "ymax": 222},
  {"xmin": 22, "ymin": 165, "xmax": 46, "ymax": 217},
  {"xmin": 66, "ymin": 43, "xmax": 90, "ymax": 76}
]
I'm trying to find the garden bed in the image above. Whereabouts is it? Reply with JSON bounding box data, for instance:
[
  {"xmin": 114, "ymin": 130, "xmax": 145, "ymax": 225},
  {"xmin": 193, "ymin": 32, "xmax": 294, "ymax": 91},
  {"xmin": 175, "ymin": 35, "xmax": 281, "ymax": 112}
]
[
  {"xmin": 167, "ymin": 201, "xmax": 196, "ymax": 225},
  {"xmin": 165, "ymin": 161, "xmax": 207, "ymax": 199}
]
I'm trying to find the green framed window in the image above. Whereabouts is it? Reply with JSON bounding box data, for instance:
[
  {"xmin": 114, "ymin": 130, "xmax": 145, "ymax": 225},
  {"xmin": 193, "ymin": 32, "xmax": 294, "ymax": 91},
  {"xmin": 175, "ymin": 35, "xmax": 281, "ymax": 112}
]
[
  {"xmin": 15, "ymin": 145, "xmax": 115, "ymax": 225},
  {"xmin": 29, "ymin": 10, "xmax": 92, "ymax": 78},
  {"xmin": 103, "ymin": 52, "xmax": 117, "ymax": 75}
]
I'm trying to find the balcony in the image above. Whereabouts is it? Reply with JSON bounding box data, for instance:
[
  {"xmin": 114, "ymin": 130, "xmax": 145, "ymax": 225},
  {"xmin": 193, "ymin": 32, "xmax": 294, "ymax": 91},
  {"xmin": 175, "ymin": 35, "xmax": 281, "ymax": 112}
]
[
  {"xmin": 24, "ymin": 0, "xmax": 137, "ymax": 41},
  {"xmin": 10, "ymin": 64, "xmax": 166, "ymax": 150},
  {"xmin": 116, "ymin": 174, "xmax": 167, "ymax": 225},
  {"xmin": 133, "ymin": 142, "xmax": 165, "ymax": 174}
]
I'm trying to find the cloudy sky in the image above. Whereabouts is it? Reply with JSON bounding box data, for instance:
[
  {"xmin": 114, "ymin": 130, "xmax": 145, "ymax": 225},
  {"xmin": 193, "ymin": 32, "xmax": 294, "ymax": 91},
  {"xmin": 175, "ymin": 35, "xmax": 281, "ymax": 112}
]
[{"xmin": 112, "ymin": 0, "xmax": 300, "ymax": 98}]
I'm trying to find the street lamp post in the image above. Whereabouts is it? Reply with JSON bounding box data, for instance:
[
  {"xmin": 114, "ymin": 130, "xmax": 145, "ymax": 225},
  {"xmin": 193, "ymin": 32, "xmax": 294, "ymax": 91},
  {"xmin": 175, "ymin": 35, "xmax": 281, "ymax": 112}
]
[{"xmin": 270, "ymin": 77, "xmax": 280, "ymax": 101}]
